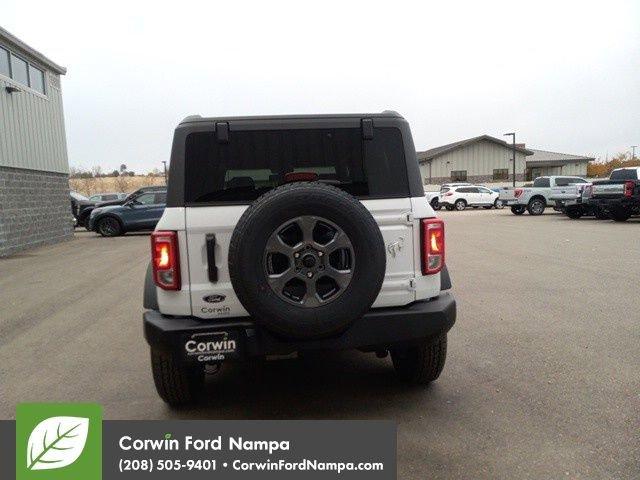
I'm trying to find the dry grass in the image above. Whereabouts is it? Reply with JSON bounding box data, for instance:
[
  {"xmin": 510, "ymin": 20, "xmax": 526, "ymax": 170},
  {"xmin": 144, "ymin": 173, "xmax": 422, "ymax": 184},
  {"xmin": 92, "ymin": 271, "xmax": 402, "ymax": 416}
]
[{"xmin": 69, "ymin": 176, "xmax": 166, "ymax": 197}]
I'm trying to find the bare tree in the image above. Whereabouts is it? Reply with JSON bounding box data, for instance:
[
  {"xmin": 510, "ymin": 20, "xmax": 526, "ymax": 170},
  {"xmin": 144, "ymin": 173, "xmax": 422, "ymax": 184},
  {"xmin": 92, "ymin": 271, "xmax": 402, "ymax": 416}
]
[{"xmin": 114, "ymin": 173, "xmax": 131, "ymax": 193}]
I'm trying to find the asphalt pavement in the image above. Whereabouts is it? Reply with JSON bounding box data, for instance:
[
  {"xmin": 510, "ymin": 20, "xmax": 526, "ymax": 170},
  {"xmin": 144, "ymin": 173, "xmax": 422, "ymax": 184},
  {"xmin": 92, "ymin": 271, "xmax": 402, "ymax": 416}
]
[{"xmin": 1, "ymin": 210, "xmax": 638, "ymax": 479}]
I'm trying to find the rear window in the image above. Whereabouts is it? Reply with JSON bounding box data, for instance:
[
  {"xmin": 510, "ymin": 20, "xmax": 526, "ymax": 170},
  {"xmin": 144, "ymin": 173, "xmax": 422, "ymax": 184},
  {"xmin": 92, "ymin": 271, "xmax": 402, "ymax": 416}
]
[
  {"xmin": 555, "ymin": 177, "xmax": 586, "ymax": 186},
  {"xmin": 610, "ymin": 169, "xmax": 638, "ymax": 180},
  {"xmin": 533, "ymin": 178, "xmax": 550, "ymax": 188},
  {"xmin": 184, "ymin": 127, "xmax": 409, "ymax": 203}
]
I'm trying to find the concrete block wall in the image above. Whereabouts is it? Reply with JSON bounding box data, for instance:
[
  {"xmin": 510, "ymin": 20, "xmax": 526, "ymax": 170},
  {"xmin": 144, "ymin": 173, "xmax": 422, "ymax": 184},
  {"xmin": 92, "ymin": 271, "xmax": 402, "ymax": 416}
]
[{"xmin": 0, "ymin": 166, "xmax": 73, "ymax": 257}]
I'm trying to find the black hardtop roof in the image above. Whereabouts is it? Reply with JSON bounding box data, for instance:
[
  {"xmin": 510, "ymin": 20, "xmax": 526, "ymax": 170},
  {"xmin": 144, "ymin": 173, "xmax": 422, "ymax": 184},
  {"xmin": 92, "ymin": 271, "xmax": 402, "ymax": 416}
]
[{"xmin": 179, "ymin": 111, "xmax": 404, "ymax": 125}]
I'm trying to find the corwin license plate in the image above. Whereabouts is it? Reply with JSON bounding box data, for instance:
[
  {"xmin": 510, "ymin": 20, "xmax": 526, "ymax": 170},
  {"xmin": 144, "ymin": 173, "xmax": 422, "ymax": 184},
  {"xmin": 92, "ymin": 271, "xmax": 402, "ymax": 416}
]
[{"xmin": 183, "ymin": 330, "xmax": 242, "ymax": 363}]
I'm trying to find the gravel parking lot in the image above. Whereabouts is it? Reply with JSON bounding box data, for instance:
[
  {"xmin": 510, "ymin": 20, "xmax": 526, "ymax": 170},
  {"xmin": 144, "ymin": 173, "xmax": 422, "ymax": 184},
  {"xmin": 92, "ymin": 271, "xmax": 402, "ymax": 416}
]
[{"xmin": 1, "ymin": 210, "xmax": 638, "ymax": 479}]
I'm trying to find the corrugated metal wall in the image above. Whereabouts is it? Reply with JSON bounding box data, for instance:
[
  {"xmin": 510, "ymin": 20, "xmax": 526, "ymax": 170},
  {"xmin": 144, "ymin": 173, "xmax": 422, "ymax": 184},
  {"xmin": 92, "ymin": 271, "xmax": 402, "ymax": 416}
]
[
  {"xmin": 0, "ymin": 72, "xmax": 68, "ymax": 174},
  {"xmin": 420, "ymin": 140, "xmax": 527, "ymax": 182},
  {"xmin": 556, "ymin": 162, "xmax": 588, "ymax": 176}
]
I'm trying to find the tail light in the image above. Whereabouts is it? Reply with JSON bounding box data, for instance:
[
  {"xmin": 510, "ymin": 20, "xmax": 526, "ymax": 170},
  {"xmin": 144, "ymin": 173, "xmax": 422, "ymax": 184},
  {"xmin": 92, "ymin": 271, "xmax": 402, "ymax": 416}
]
[
  {"xmin": 421, "ymin": 218, "xmax": 445, "ymax": 275},
  {"xmin": 284, "ymin": 171, "xmax": 319, "ymax": 183},
  {"xmin": 514, "ymin": 188, "xmax": 524, "ymax": 198},
  {"xmin": 444, "ymin": 192, "xmax": 453, "ymax": 197},
  {"xmin": 624, "ymin": 181, "xmax": 634, "ymax": 197},
  {"xmin": 151, "ymin": 231, "xmax": 180, "ymax": 290}
]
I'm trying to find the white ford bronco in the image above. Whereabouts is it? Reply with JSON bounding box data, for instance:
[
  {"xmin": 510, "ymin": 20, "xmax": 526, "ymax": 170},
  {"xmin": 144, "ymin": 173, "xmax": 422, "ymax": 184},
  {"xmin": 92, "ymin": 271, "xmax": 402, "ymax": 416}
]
[{"xmin": 143, "ymin": 112, "xmax": 456, "ymax": 405}]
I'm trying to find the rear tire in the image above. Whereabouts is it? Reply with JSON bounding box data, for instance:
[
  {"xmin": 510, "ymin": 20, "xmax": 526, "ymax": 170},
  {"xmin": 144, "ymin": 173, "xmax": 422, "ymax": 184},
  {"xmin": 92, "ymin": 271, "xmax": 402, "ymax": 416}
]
[
  {"xmin": 510, "ymin": 205, "xmax": 526, "ymax": 215},
  {"xmin": 494, "ymin": 199, "xmax": 504, "ymax": 209},
  {"xmin": 610, "ymin": 208, "xmax": 631, "ymax": 222},
  {"xmin": 565, "ymin": 206, "xmax": 583, "ymax": 219},
  {"xmin": 392, "ymin": 335, "xmax": 447, "ymax": 385},
  {"xmin": 151, "ymin": 349, "xmax": 204, "ymax": 406},
  {"xmin": 79, "ymin": 214, "xmax": 91, "ymax": 230},
  {"xmin": 527, "ymin": 198, "xmax": 546, "ymax": 215},
  {"xmin": 454, "ymin": 199, "xmax": 466, "ymax": 211}
]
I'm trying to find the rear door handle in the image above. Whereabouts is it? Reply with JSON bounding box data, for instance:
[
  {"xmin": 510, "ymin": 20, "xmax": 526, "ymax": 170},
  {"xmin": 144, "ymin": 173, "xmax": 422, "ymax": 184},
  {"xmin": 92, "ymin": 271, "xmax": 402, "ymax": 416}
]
[{"xmin": 205, "ymin": 234, "xmax": 218, "ymax": 282}]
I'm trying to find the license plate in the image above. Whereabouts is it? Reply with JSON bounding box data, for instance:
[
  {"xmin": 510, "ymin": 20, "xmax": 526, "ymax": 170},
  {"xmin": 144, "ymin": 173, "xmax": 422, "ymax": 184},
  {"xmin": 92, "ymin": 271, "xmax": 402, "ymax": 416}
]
[{"xmin": 183, "ymin": 330, "xmax": 242, "ymax": 362}]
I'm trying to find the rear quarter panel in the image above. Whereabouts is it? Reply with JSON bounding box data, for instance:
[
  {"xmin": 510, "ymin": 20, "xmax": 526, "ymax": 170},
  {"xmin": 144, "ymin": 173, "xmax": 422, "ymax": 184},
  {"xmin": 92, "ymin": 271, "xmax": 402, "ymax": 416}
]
[
  {"xmin": 180, "ymin": 197, "xmax": 431, "ymax": 319},
  {"xmin": 154, "ymin": 208, "xmax": 191, "ymax": 315}
]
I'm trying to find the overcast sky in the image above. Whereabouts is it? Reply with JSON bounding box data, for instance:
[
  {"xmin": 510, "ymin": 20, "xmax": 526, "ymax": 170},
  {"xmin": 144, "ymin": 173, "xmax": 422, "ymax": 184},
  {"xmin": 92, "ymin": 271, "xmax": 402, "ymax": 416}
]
[{"xmin": 3, "ymin": 0, "xmax": 639, "ymax": 173}]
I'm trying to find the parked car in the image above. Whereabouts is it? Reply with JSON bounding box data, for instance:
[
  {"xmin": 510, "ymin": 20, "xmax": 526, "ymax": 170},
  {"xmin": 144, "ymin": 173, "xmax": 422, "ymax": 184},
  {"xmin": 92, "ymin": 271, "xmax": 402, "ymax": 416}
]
[
  {"xmin": 70, "ymin": 191, "xmax": 95, "ymax": 227},
  {"xmin": 584, "ymin": 167, "xmax": 640, "ymax": 221},
  {"xmin": 88, "ymin": 191, "xmax": 167, "ymax": 236},
  {"xmin": 490, "ymin": 188, "xmax": 505, "ymax": 209},
  {"xmin": 439, "ymin": 185, "xmax": 500, "ymax": 211},
  {"xmin": 143, "ymin": 112, "xmax": 456, "ymax": 406},
  {"xmin": 425, "ymin": 191, "xmax": 441, "ymax": 210},
  {"xmin": 499, "ymin": 176, "xmax": 587, "ymax": 215},
  {"xmin": 426, "ymin": 183, "xmax": 474, "ymax": 210},
  {"xmin": 99, "ymin": 186, "xmax": 167, "ymax": 207},
  {"xmin": 77, "ymin": 186, "xmax": 167, "ymax": 228},
  {"xmin": 88, "ymin": 192, "xmax": 127, "ymax": 203}
]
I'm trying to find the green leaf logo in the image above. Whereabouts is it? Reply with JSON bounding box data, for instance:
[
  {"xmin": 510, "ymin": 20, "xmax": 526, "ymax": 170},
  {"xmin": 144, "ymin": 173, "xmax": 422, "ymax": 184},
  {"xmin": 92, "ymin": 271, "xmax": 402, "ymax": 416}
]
[{"xmin": 26, "ymin": 416, "xmax": 89, "ymax": 470}]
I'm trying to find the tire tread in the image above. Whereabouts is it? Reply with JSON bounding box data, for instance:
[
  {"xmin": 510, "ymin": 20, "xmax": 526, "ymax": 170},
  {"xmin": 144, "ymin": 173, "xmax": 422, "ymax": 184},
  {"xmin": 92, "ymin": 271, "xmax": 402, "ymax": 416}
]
[
  {"xmin": 151, "ymin": 349, "xmax": 202, "ymax": 406},
  {"xmin": 393, "ymin": 335, "xmax": 447, "ymax": 385}
]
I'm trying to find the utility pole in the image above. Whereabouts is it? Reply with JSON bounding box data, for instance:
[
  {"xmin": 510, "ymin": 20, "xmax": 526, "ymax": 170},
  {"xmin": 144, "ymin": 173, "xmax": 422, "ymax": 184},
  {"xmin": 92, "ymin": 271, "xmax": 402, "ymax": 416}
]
[
  {"xmin": 504, "ymin": 132, "xmax": 516, "ymax": 187},
  {"xmin": 631, "ymin": 146, "xmax": 637, "ymax": 161},
  {"xmin": 161, "ymin": 161, "xmax": 168, "ymax": 185}
]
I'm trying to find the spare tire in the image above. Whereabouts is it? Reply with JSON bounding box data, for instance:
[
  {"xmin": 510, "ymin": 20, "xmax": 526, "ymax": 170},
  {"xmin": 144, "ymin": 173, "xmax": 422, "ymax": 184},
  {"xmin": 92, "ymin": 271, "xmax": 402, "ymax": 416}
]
[{"xmin": 228, "ymin": 182, "xmax": 386, "ymax": 339}]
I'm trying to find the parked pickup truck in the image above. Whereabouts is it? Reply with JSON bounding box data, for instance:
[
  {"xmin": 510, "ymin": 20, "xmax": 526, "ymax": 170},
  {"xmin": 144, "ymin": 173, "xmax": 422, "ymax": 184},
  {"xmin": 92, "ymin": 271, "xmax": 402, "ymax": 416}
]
[
  {"xmin": 549, "ymin": 182, "xmax": 609, "ymax": 219},
  {"xmin": 499, "ymin": 176, "xmax": 587, "ymax": 215},
  {"xmin": 585, "ymin": 167, "xmax": 640, "ymax": 222}
]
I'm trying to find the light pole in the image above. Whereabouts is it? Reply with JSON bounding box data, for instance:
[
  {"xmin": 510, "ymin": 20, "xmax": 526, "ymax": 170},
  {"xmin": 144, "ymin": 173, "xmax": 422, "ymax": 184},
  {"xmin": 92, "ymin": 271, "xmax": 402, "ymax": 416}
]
[
  {"xmin": 161, "ymin": 161, "xmax": 168, "ymax": 185},
  {"xmin": 631, "ymin": 146, "xmax": 637, "ymax": 161},
  {"xmin": 504, "ymin": 132, "xmax": 516, "ymax": 187}
]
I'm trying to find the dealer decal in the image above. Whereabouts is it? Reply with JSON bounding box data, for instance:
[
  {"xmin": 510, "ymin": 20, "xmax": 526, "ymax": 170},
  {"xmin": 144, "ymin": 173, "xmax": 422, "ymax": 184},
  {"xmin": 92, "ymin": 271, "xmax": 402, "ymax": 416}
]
[{"xmin": 185, "ymin": 332, "xmax": 237, "ymax": 362}]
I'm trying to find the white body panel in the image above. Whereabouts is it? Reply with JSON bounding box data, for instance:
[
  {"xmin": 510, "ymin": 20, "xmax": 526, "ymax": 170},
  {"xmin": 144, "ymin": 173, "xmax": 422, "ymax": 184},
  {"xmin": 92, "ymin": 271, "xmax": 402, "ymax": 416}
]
[
  {"xmin": 155, "ymin": 197, "xmax": 442, "ymax": 319},
  {"xmin": 500, "ymin": 176, "xmax": 587, "ymax": 205},
  {"xmin": 155, "ymin": 208, "xmax": 191, "ymax": 315},
  {"xmin": 439, "ymin": 186, "xmax": 498, "ymax": 206},
  {"xmin": 549, "ymin": 184, "xmax": 589, "ymax": 202}
]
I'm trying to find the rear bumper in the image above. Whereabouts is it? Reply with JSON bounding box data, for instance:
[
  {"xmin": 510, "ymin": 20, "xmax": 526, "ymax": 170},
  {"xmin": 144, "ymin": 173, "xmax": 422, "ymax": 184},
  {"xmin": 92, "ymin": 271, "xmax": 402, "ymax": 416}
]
[
  {"xmin": 587, "ymin": 197, "xmax": 639, "ymax": 211},
  {"xmin": 144, "ymin": 293, "xmax": 456, "ymax": 360},
  {"xmin": 501, "ymin": 199, "xmax": 523, "ymax": 206}
]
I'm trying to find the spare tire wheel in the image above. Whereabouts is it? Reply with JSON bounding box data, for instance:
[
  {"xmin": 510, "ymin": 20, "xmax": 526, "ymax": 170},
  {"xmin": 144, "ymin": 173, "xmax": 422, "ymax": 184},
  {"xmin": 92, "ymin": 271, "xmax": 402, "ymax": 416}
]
[{"xmin": 228, "ymin": 182, "xmax": 386, "ymax": 340}]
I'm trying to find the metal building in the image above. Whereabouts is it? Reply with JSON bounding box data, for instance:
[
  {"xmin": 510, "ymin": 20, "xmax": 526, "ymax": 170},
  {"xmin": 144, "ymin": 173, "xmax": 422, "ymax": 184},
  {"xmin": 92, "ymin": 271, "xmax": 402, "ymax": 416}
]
[
  {"xmin": 417, "ymin": 135, "xmax": 533, "ymax": 186},
  {"xmin": 417, "ymin": 135, "xmax": 593, "ymax": 186},
  {"xmin": 0, "ymin": 26, "xmax": 70, "ymax": 257},
  {"xmin": 525, "ymin": 149, "xmax": 592, "ymax": 180}
]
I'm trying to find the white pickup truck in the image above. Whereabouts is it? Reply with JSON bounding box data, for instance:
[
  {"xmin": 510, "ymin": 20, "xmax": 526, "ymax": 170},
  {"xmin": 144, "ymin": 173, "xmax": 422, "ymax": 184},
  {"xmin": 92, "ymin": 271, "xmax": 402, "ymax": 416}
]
[{"xmin": 499, "ymin": 176, "xmax": 588, "ymax": 215}]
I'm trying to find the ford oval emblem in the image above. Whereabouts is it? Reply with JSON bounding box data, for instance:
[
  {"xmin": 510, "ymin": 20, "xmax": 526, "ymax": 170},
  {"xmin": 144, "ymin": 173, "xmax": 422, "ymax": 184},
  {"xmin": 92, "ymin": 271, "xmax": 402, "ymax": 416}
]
[{"xmin": 203, "ymin": 294, "xmax": 226, "ymax": 303}]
